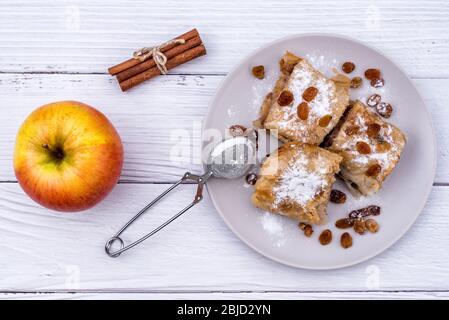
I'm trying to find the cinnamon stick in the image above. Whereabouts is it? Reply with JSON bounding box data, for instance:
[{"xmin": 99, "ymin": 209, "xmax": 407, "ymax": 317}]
[
  {"xmin": 108, "ymin": 28, "xmax": 199, "ymax": 75},
  {"xmin": 116, "ymin": 35, "xmax": 202, "ymax": 82},
  {"xmin": 119, "ymin": 44, "xmax": 206, "ymax": 92}
]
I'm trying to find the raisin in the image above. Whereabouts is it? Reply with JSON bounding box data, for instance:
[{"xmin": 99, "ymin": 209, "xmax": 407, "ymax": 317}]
[
  {"xmin": 277, "ymin": 90, "xmax": 294, "ymax": 106},
  {"xmin": 367, "ymin": 123, "xmax": 381, "ymax": 138},
  {"xmin": 345, "ymin": 125, "xmax": 360, "ymax": 136},
  {"xmin": 298, "ymin": 222, "xmax": 307, "ymax": 230},
  {"xmin": 229, "ymin": 124, "xmax": 247, "ymax": 137},
  {"xmin": 376, "ymin": 140, "xmax": 391, "ymax": 153},
  {"xmin": 330, "ymin": 189, "xmax": 347, "ymax": 204},
  {"xmin": 366, "ymin": 94, "xmax": 381, "ymax": 107},
  {"xmin": 304, "ymin": 224, "xmax": 314, "ymax": 237},
  {"xmin": 356, "ymin": 141, "xmax": 371, "ymax": 154},
  {"xmin": 376, "ymin": 102, "xmax": 393, "ymax": 118},
  {"xmin": 350, "ymin": 77, "xmax": 363, "ymax": 88},
  {"xmin": 348, "ymin": 205, "xmax": 381, "ymax": 220},
  {"xmin": 245, "ymin": 173, "xmax": 258, "ymax": 185},
  {"xmin": 354, "ymin": 218, "xmax": 367, "ymax": 235},
  {"xmin": 371, "ymin": 78, "xmax": 385, "ymax": 88},
  {"xmin": 297, "ymin": 102, "xmax": 309, "ymax": 120},
  {"xmin": 335, "ymin": 218, "xmax": 354, "ymax": 229},
  {"xmin": 319, "ymin": 229, "xmax": 332, "ymax": 245},
  {"xmin": 302, "ymin": 87, "xmax": 318, "ymax": 102},
  {"xmin": 342, "ymin": 62, "xmax": 355, "ymax": 74},
  {"xmin": 366, "ymin": 163, "xmax": 382, "ymax": 177},
  {"xmin": 251, "ymin": 65, "xmax": 265, "ymax": 79},
  {"xmin": 365, "ymin": 219, "xmax": 379, "ymax": 233},
  {"xmin": 364, "ymin": 68, "xmax": 381, "ymax": 80},
  {"xmin": 319, "ymin": 114, "xmax": 332, "ymax": 127},
  {"xmin": 340, "ymin": 232, "xmax": 353, "ymax": 249}
]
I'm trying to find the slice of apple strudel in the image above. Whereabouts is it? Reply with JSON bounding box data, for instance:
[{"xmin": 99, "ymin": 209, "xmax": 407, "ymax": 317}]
[
  {"xmin": 251, "ymin": 142, "xmax": 342, "ymax": 225},
  {"xmin": 325, "ymin": 100, "xmax": 406, "ymax": 196},
  {"xmin": 254, "ymin": 52, "xmax": 350, "ymax": 145}
]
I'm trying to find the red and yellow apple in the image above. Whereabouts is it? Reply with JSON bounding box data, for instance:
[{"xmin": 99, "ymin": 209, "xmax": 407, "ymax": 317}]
[{"xmin": 13, "ymin": 101, "xmax": 124, "ymax": 212}]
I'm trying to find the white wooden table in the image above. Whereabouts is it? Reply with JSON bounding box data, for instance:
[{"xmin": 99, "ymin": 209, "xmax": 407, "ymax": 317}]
[{"xmin": 1, "ymin": 0, "xmax": 448, "ymax": 300}]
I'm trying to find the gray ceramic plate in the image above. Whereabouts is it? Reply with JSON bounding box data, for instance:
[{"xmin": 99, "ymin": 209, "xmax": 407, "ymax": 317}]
[{"xmin": 203, "ymin": 34, "xmax": 436, "ymax": 269}]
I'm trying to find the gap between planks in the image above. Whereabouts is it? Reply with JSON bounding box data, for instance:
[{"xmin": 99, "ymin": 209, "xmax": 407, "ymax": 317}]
[
  {"xmin": 0, "ymin": 71, "xmax": 448, "ymax": 80},
  {"xmin": 0, "ymin": 181, "xmax": 448, "ymax": 186},
  {"xmin": 0, "ymin": 71, "xmax": 228, "ymax": 76},
  {"xmin": 2, "ymin": 289, "xmax": 449, "ymax": 294},
  {"xmin": 3, "ymin": 291, "xmax": 449, "ymax": 300}
]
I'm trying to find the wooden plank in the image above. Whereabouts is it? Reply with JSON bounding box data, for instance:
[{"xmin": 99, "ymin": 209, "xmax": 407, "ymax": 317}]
[
  {"xmin": 0, "ymin": 0, "xmax": 448, "ymax": 78},
  {"xmin": 0, "ymin": 74, "xmax": 446, "ymax": 183},
  {"xmin": 2, "ymin": 291, "xmax": 449, "ymax": 300},
  {"xmin": 0, "ymin": 183, "xmax": 448, "ymax": 291}
]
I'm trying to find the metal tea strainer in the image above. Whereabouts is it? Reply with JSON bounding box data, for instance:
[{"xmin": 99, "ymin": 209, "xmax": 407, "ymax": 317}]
[{"xmin": 105, "ymin": 136, "xmax": 256, "ymax": 257}]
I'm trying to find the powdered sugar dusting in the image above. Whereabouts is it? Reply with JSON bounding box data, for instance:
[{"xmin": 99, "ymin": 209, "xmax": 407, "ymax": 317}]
[
  {"xmin": 273, "ymin": 152, "xmax": 329, "ymax": 207},
  {"xmin": 287, "ymin": 61, "xmax": 336, "ymax": 118},
  {"xmin": 275, "ymin": 60, "xmax": 338, "ymax": 133},
  {"xmin": 341, "ymin": 113, "xmax": 400, "ymax": 168}
]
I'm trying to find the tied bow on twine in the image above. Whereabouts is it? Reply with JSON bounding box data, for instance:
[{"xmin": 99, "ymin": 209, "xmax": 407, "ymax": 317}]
[{"xmin": 133, "ymin": 39, "xmax": 186, "ymax": 75}]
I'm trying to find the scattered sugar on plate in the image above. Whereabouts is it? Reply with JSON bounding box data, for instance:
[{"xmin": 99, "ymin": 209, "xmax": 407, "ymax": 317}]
[
  {"xmin": 250, "ymin": 68, "xmax": 278, "ymax": 113},
  {"xmin": 305, "ymin": 51, "xmax": 391, "ymax": 103},
  {"xmin": 225, "ymin": 104, "xmax": 240, "ymax": 129},
  {"xmin": 227, "ymin": 104, "xmax": 236, "ymax": 118},
  {"xmin": 306, "ymin": 52, "xmax": 339, "ymax": 78},
  {"xmin": 346, "ymin": 192, "xmax": 382, "ymax": 210},
  {"xmin": 351, "ymin": 81, "xmax": 390, "ymax": 104},
  {"xmin": 225, "ymin": 67, "xmax": 277, "ymax": 129},
  {"xmin": 259, "ymin": 211, "xmax": 287, "ymax": 247}
]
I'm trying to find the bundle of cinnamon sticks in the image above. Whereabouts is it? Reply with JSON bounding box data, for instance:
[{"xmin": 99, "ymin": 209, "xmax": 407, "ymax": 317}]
[{"xmin": 108, "ymin": 29, "xmax": 206, "ymax": 91}]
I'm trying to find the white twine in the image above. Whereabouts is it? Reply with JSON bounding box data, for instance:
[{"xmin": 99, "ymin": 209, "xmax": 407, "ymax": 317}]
[{"xmin": 133, "ymin": 38, "xmax": 186, "ymax": 75}]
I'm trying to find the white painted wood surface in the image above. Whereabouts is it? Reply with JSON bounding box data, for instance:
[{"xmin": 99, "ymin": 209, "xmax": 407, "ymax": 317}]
[
  {"xmin": 2, "ymin": 291, "xmax": 449, "ymax": 300},
  {"xmin": 0, "ymin": 0, "xmax": 448, "ymax": 299},
  {"xmin": 0, "ymin": 183, "xmax": 449, "ymax": 292}
]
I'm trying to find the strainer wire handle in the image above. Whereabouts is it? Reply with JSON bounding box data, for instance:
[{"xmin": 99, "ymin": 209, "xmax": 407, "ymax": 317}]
[{"xmin": 105, "ymin": 171, "xmax": 212, "ymax": 258}]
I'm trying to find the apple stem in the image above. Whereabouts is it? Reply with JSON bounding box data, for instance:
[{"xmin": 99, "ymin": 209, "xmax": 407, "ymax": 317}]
[{"xmin": 42, "ymin": 143, "xmax": 65, "ymax": 160}]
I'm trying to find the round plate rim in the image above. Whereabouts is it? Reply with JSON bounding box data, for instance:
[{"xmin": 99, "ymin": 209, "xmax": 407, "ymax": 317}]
[{"xmin": 202, "ymin": 32, "xmax": 437, "ymax": 270}]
